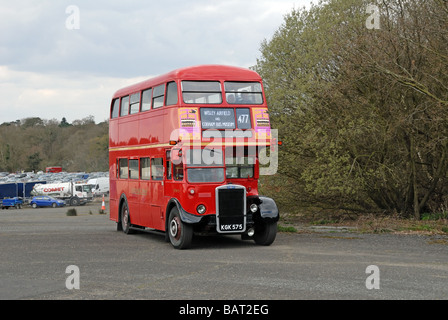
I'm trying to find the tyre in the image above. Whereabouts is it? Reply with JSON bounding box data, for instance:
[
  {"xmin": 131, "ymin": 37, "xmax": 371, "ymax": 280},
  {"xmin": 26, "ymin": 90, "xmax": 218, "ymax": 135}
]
[
  {"xmin": 116, "ymin": 220, "xmax": 123, "ymax": 231},
  {"xmin": 52, "ymin": 203, "xmax": 57, "ymax": 208},
  {"xmin": 168, "ymin": 207, "xmax": 193, "ymax": 249},
  {"xmin": 121, "ymin": 201, "xmax": 134, "ymax": 234},
  {"xmin": 70, "ymin": 197, "xmax": 80, "ymax": 206},
  {"xmin": 254, "ymin": 221, "xmax": 277, "ymax": 246},
  {"xmin": 32, "ymin": 203, "xmax": 37, "ymax": 209}
]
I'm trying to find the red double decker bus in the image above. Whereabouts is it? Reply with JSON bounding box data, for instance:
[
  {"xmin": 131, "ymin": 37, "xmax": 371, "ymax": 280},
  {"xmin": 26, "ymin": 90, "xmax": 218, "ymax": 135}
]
[{"xmin": 109, "ymin": 65, "xmax": 279, "ymax": 249}]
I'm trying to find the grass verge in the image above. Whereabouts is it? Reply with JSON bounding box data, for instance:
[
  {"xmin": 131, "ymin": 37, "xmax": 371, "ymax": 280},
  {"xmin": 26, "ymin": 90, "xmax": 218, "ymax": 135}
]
[{"xmin": 279, "ymin": 211, "xmax": 448, "ymax": 235}]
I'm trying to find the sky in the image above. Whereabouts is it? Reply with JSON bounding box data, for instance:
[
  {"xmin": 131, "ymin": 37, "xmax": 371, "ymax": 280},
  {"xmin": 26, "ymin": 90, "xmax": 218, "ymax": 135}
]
[{"xmin": 0, "ymin": 0, "xmax": 313, "ymax": 124}]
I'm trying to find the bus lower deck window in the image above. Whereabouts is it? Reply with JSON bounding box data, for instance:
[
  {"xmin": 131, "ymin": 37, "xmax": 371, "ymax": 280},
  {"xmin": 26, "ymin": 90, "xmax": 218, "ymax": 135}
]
[
  {"xmin": 151, "ymin": 158, "xmax": 163, "ymax": 180},
  {"xmin": 119, "ymin": 159, "xmax": 129, "ymax": 179}
]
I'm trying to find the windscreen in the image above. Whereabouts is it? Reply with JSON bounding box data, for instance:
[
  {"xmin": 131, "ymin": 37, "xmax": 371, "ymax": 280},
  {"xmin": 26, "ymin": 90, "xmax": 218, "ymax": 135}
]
[{"xmin": 185, "ymin": 148, "xmax": 224, "ymax": 183}]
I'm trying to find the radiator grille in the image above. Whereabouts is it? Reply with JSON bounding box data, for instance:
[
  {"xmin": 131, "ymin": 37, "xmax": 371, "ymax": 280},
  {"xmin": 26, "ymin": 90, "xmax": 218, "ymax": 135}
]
[
  {"xmin": 216, "ymin": 185, "xmax": 246, "ymax": 233},
  {"xmin": 218, "ymin": 189, "xmax": 244, "ymax": 217}
]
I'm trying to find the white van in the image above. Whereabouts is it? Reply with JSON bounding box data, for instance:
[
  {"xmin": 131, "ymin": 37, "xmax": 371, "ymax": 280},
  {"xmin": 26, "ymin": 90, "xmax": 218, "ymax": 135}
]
[{"xmin": 88, "ymin": 177, "xmax": 109, "ymax": 196}]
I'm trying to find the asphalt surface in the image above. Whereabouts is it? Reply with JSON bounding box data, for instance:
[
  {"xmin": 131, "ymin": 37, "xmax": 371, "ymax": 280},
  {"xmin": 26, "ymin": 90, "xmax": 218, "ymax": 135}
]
[{"xmin": 0, "ymin": 203, "xmax": 447, "ymax": 300}]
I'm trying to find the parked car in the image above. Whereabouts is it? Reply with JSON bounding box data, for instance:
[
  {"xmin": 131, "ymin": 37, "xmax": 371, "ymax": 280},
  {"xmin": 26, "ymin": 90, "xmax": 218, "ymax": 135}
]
[{"xmin": 30, "ymin": 196, "xmax": 65, "ymax": 208}]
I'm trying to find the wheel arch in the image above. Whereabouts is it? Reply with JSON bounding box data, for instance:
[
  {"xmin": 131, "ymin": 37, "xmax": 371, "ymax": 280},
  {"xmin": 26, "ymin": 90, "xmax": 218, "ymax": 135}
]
[
  {"xmin": 165, "ymin": 199, "xmax": 178, "ymax": 232},
  {"xmin": 165, "ymin": 198, "xmax": 203, "ymax": 231},
  {"xmin": 117, "ymin": 193, "xmax": 129, "ymax": 226}
]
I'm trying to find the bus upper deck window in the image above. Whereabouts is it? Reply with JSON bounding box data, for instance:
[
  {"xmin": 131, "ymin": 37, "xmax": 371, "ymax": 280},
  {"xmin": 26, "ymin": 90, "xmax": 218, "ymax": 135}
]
[
  {"xmin": 165, "ymin": 82, "xmax": 178, "ymax": 106},
  {"xmin": 153, "ymin": 84, "xmax": 165, "ymax": 109},
  {"xmin": 225, "ymin": 82, "xmax": 263, "ymax": 105},
  {"xmin": 141, "ymin": 88, "xmax": 152, "ymax": 112},
  {"xmin": 111, "ymin": 99, "xmax": 119, "ymax": 119},
  {"xmin": 129, "ymin": 93, "xmax": 140, "ymax": 114},
  {"xmin": 181, "ymin": 81, "xmax": 222, "ymax": 104},
  {"xmin": 120, "ymin": 96, "xmax": 130, "ymax": 116}
]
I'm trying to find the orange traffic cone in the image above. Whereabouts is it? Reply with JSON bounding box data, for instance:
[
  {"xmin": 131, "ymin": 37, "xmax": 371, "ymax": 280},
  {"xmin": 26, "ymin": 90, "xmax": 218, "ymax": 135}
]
[{"xmin": 101, "ymin": 195, "xmax": 106, "ymax": 213}]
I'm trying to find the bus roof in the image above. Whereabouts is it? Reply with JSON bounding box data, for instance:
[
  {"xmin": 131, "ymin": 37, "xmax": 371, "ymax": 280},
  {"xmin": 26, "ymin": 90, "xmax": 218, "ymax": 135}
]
[{"xmin": 113, "ymin": 65, "xmax": 262, "ymax": 98}]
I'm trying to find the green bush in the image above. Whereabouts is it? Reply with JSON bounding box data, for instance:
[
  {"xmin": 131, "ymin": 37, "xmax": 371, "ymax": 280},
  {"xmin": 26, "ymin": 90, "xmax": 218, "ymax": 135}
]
[{"xmin": 66, "ymin": 208, "xmax": 77, "ymax": 216}]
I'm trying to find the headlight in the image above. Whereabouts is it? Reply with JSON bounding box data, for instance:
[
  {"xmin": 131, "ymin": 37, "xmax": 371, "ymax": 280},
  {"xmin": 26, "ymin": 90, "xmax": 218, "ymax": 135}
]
[
  {"xmin": 196, "ymin": 204, "xmax": 206, "ymax": 214},
  {"xmin": 250, "ymin": 203, "xmax": 258, "ymax": 213}
]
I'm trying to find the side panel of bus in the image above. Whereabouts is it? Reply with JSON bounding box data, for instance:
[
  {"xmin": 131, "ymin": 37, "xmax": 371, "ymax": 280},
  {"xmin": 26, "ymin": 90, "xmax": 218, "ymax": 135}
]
[{"xmin": 139, "ymin": 175, "xmax": 153, "ymax": 228}]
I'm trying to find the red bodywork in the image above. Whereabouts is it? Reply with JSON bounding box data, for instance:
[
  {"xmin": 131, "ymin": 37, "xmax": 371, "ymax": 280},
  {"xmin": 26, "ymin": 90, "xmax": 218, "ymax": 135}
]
[{"xmin": 109, "ymin": 65, "xmax": 273, "ymax": 233}]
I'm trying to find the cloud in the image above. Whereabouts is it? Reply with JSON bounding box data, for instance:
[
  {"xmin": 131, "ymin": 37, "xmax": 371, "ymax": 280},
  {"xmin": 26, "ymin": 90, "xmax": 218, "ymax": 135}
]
[
  {"xmin": 0, "ymin": 0, "xmax": 313, "ymax": 123},
  {"xmin": 0, "ymin": 66, "xmax": 148, "ymax": 123},
  {"xmin": 2, "ymin": 0, "xmax": 307, "ymax": 76}
]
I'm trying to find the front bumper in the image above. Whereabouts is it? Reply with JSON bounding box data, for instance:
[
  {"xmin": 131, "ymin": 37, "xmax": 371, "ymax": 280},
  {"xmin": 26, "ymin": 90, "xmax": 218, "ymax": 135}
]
[{"xmin": 175, "ymin": 194, "xmax": 279, "ymax": 235}]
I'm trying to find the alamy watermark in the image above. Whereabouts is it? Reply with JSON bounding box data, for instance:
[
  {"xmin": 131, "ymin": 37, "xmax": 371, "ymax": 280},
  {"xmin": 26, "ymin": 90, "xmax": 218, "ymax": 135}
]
[
  {"xmin": 63, "ymin": 264, "xmax": 380, "ymax": 292},
  {"xmin": 169, "ymin": 128, "xmax": 279, "ymax": 176},
  {"xmin": 65, "ymin": 265, "xmax": 80, "ymax": 290},
  {"xmin": 365, "ymin": 265, "xmax": 380, "ymax": 290},
  {"xmin": 65, "ymin": 5, "xmax": 80, "ymax": 30},
  {"xmin": 366, "ymin": 4, "xmax": 380, "ymax": 30}
]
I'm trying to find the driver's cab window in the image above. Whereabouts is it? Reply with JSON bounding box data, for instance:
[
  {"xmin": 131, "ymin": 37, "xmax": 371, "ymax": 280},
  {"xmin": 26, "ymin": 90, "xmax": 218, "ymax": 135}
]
[{"xmin": 166, "ymin": 151, "xmax": 172, "ymax": 180}]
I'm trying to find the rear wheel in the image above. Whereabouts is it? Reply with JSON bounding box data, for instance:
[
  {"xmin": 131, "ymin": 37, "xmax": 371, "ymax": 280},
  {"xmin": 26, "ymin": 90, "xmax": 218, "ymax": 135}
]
[
  {"xmin": 168, "ymin": 207, "xmax": 193, "ymax": 249},
  {"xmin": 121, "ymin": 201, "xmax": 134, "ymax": 234},
  {"xmin": 32, "ymin": 203, "xmax": 37, "ymax": 209},
  {"xmin": 254, "ymin": 221, "xmax": 277, "ymax": 246}
]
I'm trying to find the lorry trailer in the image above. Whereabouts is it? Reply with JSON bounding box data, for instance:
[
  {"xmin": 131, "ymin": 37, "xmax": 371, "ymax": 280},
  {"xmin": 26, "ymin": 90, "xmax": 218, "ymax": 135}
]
[{"xmin": 31, "ymin": 182, "xmax": 93, "ymax": 206}]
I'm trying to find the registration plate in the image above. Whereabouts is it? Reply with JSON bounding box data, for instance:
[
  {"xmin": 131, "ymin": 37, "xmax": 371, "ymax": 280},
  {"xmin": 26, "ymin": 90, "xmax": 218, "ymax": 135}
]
[
  {"xmin": 219, "ymin": 223, "xmax": 244, "ymax": 232},
  {"xmin": 217, "ymin": 215, "xmax": 246, "ymax": 233}
]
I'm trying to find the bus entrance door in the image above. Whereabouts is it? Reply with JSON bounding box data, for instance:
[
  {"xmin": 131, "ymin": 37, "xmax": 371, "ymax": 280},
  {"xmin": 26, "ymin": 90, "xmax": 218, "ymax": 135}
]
[{"xmin": 150, "ymin": 156, "xmax": 165, "ymax": 231}]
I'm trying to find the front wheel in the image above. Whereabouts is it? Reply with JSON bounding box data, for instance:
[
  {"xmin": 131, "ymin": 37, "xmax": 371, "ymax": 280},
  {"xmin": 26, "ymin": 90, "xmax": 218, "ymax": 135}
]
[
  {"xmin": 70, "ymin": 197, "xmax": 80, "ymax": 206},
  {"xmin": 168, "ymin": 207, "xmax": 193, "ymax": 249},
  {"xmin": 254, "ymin": 221, "xmax": 277, "ymax": 246}
]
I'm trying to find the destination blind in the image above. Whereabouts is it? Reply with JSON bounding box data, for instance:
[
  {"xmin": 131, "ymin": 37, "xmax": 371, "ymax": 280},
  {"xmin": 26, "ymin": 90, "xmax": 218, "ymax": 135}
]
[{"xmin": 200, "ymin": 108, "xmax": 251, "ymax": 129}]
